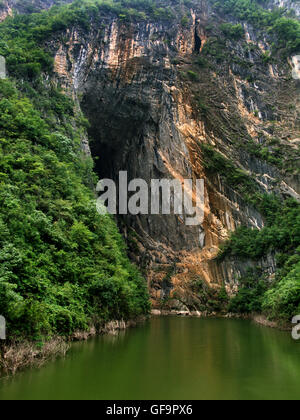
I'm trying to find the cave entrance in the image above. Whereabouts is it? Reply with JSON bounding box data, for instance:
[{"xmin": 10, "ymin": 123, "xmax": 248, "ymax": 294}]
[
  {"xmin": 194, "ymin": 27, "xmax": 202, "ymax": 53},
  {"xmin": 80, "ymin": 83, "xmax": 151, "ymax": 183}
]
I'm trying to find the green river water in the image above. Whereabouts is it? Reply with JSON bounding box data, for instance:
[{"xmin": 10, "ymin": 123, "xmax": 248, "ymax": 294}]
[{"xmin": 0, "ymin": 317, "xmax": 300, "ymax": 400}]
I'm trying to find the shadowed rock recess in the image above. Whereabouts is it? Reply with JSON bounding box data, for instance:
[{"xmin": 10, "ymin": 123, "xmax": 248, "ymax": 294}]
[
  {"xmin": 48, "ymin": 0, "xmax": 300, "ymax": 312},
  {"xmin": 1, "ymin": 0, "xmax": 299, "ymax": 315}
]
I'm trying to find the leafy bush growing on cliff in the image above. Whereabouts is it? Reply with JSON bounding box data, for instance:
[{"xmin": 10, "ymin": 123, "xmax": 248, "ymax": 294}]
[
  {"xmin": 221, "ymin": 195, "xmax": 300, "ymax": 321},
  {"xmin": 228, "ymin": 269, "xmax": 267, "ymax": 314},
  {"xmin": 220, "ymin": 23, "xmax": 245, "ymax": 40},
  {"xmin": 201, "ymin": 143, "xmax": 300, "ymax": 321},
  {"xmin": 220, "ymin": 197, "xmax": 300, "ymax": 260},
  {"xmin": 190, "ymin": 277, "xmax": 228, "ymax": 312},
  {"xmin": 262, "ymin": 261, "xmax": 300, "ymax": 321},
  {"xmin": 0, "ymin": 1, "xmax": 151, "ymax": 341},
  {"xmin": 0, "ymin": 0, "xmax": 177, "ymax": 82},
  {"xmin": 212, "ymin": 0, "xmax": 300, "ymax": 55},
  {"xmin": 202, "ymin": 38, "xmax": 227, "ymax": 62},
  {"xmin": 0, "ymin": 78, "xmax": 149, "ymax": 340},
  {"xmin": 181, "ymin": 14, "xmax": 190, "ymax": 27},
  {"xmin": 187, "ymin": 70, "xmax": 199, "ymax": 81},
  {"xmin": 200, "ymin": 143, "xmax": 259, "ymax": 200}
]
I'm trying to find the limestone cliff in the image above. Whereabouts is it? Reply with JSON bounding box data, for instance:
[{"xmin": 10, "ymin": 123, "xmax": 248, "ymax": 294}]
[
  {"xmin": 3, "ymin": 0, "xmax": 299, "ymax": 312},
  {"xmin": 0, "ymin": 0, "xmax": 73, "ymax": 21}
]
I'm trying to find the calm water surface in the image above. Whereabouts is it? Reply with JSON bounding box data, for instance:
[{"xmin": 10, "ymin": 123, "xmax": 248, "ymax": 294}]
[{"xmin": 0, "ymin": 317, "xmax": 299, "ymax": 400}]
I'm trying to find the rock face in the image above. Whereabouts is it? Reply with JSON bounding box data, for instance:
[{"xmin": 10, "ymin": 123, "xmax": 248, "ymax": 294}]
[
  {"xmin": 11, "ymin": 0, "xmax": 300, "ymax": 310},
  {"xmin": 0, "ymin": 0, "xmax": 73, "ymax": 21},
  {"xmin": 0, "ymin": 0, "xmax": 13, "ymax": 21},
  {"xmin": 268, "ymin": 0, "xmax": 300, "ymax": 17}
]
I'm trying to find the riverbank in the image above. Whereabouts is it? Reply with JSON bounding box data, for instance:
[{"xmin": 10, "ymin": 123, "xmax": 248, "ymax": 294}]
[
  {"xmin": 251, "ymin": 314, "xmax": 291, "ymax": 331},
  {"xmin": 0, "ymin": 317, "xmax": 147, "ymax": 376},
  {"xmin": 151, "ymin": 310, "xmax": 291, "ymax": 331},
  {"xmin": 1, "ymin": 312, "xmax": 291, "ymax": 377},
  {"xmin": 1, "ymin": 317, "xmax": 299, "ymax": 400}
]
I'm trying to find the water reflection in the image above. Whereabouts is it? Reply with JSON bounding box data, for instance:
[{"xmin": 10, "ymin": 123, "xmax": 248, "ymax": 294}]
[{"xmin": 0, "ymin": 317, "xmax": 299, "ymax": 400}]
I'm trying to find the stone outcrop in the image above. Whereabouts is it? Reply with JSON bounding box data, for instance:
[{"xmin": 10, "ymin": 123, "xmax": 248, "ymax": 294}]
[
  {"xmin": 0, "ymin": 0, "xmax": 73, "ymax": 21},
  {"xmin": 46, "ymin": 1, "xmax": 300, "ymax": 310},
  {"xmin": 268, "ymin": 0, "xmax": 300, "ymax": 17},
  {"xmin": 3, "ymin": 0, "xmax": 298, "ymax": 310}
]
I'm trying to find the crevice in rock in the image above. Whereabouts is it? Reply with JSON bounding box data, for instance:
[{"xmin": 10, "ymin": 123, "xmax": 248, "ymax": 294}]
[{"xmin": 194, "ymin": 26, "xmax": 202, "ymax": 53}]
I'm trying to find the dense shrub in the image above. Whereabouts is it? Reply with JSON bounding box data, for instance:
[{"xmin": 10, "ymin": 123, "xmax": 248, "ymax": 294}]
[
  {"xmin": 262, "ymin": 262, "xmax": 300, "ymax": 321},
  {"xmin": 220, "ymin": 23, "xmax": 245, "ymax": 40},
  {"xmin": 0, "ymin": 0, "xmax": 177, "ymax": 80},
  {"xmin": 190, "ymin": 277, "xmax": 228, "ymax": 312},
  {"xmin": 0, "ymin": 4, "xmax": 150, "ymax": 341},
  {"xmin": 212, "ymin": 0, "xmax": 300, "ymax": 54},
  {"xmin": 220, "ymin": 197, "xmax": 300, "ymax": 260},
  {"xmin": 221, "ymin": 193, "xmax": 300, "ymax": 320},
  {"xmin": 228, "ymin": 270, "xmax": 267, "ymax": 314},
  {"xmin": 202, "ymin": 38, "xmax": 227, "ymax": 62},
  {"xmin": 201, "ymin": 144, "xmax": 300, "ymax": 321}
]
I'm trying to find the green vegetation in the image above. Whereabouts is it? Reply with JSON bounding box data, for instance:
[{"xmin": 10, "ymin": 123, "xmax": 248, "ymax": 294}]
[
  {"xmin": 0, "ymin": 0, "xmax": 177, "ymax": 81},
  {"xmin": 202, "ymin": 38, "xmax": 227, "ymax": 62},
  {"xmin": 187, "ymin": 70, "xmax": 199, "ymax": 81},
  {"xmin": 245, "ymin": 137, "xmax": 300, "ymax": 175},
  {"xmin": 200, "ymin": 143, "xmax": 259, "ymax": 201},
  {"xmin": 220, "ymin": 23, "xmax": 245, "ymax": 40},
  {"xmin": 194, "ymin": 56, "xmax": 208, "ymax": 67},
  {"xmin": 0, "ymin": 77, "xmax": 149, "ymax": 340},
  {"xmin": 201, "ymin": 144, "xmax": 300, "ymax": 321},
  {"xmin": 181, "ymin": 14, "xmax": 189, "ymax": 27},
  {"xmin": 212, "ymin": 0, "xmax": 300, "ymax": 55},
  {"xmin": 261, "ymin": 51, "xmax": 272, "ymax": 64},
  {"xmin": 0, "ymin": 2, "xmax": 150, "ymax": 342},
  {"xmin": 228, "ymin": 269, "xmax": 267, "ymax": 314},
  {"xmin": 263, "ymin": 260, "xmax": 300, "ymax": 320},
  {"xmin": 197, "ymin": 99, "xmax": 210, "ymax": 115},
  {"xmin": 221, "ymin": 195, "xmax": 300, "ymax": 321},
  {"xmin": 244, "ymin": 139, "xmax": 283, "ymax": 169},
  {"xmin": 190, "ymin": 277, "xmax": 229, "ymax": 312},
  {"xmin": 0, "ymin": 0, "xmax": 298, "ymax": 335},
  {"xmin": 228, "ymin": 260, "xmax": 300, "ymax": 322}
]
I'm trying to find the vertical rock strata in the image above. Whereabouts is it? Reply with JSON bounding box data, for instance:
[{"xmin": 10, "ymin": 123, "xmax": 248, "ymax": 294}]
[{"xmin": 3, "ymin": 0, "xmax": 299, "ymax": 310}]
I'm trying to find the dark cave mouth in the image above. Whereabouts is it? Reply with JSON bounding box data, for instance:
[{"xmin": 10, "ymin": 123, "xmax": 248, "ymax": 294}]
[
  {"xmin": 80, "ymin": 87, "xmax": 151, "ymax": 183},
  {"xmin": 194, "ymin": 28, "xmax": 202, "ymax": 53}
]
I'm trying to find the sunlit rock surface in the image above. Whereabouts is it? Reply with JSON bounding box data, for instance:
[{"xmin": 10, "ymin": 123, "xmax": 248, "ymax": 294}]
[{"xmin": 2, "ymin": 0, "xmax": 299, "ymax": 309}]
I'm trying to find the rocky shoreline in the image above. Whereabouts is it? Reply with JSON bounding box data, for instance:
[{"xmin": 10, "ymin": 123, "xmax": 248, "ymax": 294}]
[
  {"xmin": 0, "ymin": 317, "xmax": 147, "ymax": 377},
  {"xmin": 0, "ymin": 312, "xmax": 291, "ymax": 377},
  {"xmin": 151, "ymin": 310, "xmax": 291, "ymax": 331}
]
